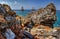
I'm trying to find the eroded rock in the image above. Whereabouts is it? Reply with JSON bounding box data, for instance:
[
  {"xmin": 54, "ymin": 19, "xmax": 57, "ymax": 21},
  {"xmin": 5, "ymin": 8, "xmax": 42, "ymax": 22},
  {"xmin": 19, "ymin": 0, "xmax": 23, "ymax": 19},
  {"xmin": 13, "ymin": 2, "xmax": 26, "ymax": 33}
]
[
  {"xmin": 26, "ymin": 3, "xmax": 57, "ymax": 28},
  {"xmin": 0, "ymin": 3, "xmax": 58, "ymax": 39}
]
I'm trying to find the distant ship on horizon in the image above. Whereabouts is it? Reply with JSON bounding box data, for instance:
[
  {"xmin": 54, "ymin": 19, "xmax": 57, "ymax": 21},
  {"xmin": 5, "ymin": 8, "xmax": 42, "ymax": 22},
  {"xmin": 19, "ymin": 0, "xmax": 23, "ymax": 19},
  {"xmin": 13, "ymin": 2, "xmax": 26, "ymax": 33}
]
[
  {"xmin": 21, "ymin": 6, "xmax": 24, "ymax": 11},
  {"xmin": 32, "ymin": 7, "xmax": 35, "ymax": 11},
  {"xmin": 20, "ymin": 6, "xmax": 35, "ymax": 11}
]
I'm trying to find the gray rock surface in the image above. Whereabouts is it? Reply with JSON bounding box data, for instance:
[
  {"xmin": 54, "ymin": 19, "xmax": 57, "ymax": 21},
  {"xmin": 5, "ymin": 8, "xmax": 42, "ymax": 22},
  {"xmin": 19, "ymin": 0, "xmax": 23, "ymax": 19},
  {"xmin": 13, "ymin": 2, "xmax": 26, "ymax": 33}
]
[{"xmin": 26, "ymin": 3, "xmax": 57, "ymax": 28}]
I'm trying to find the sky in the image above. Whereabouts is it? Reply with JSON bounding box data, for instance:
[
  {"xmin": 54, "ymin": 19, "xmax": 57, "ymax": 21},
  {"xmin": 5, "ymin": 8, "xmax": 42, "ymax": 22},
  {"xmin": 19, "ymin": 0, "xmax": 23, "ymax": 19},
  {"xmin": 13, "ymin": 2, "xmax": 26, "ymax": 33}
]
[{"xmin": 0, "ymin": 0, "xmax": 60, "ymax": 10}]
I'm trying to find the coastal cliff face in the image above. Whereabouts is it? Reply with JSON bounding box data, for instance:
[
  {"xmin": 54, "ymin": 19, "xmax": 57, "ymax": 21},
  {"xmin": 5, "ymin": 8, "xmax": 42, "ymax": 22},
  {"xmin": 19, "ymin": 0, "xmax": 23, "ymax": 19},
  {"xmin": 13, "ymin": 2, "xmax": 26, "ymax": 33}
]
[
  {"xmin": 0, "ymin": 3, "xmax": 59, "ymax": 39},
  {"xmin": 0, "ymin": 3, "xmax": 57, "ymax": 28},
  {"xmin": 0, "ymin": 4, "xmax": 16, "ymax": 27},
  {"xmin": 26, "ymin": 3, "xmax": 57, "ymax": 28}
]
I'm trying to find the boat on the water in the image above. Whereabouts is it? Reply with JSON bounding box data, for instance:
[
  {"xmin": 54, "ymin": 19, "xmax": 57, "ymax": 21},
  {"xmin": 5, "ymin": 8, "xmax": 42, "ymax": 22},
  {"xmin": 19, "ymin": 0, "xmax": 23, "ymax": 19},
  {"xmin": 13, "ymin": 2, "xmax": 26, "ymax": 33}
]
[
  {"xmin": 32, "ymin": 7, "xmax": 35, "ymax": 11},
  {"xmin": 21, "ymin": 6, "xmax": 24, "ymax": 11}
]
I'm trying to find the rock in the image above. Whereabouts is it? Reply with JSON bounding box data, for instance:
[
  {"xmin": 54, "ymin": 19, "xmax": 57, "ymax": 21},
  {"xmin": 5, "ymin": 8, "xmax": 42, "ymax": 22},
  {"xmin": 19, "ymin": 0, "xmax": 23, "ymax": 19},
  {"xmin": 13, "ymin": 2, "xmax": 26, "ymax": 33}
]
[
  {"xmin": 46, "ymin": 3, "xmax": 56, "ymax": 14},
  {"xmin": 26, "ymin": 3, "xmax": 57, "ymax": 28},
  {"xmin": 3, "ymin": 4, "xmax": 16, "ymax": 16},
  {"xmin": 0, "ymin": 4, "xmax": 17, "ymax": 28},
  {"xmin": 3, "ymin": 4, "xmax": 11, "ymax": 12},
  {"xmin": 0, "ymin": 3, "xmax": 58, "ymax": 39},
  {"xmin": 0, "ymin": 33, "xmax": 6, "ymax": 39},
  {"xmin": 4, "ymin": 28, "xmax": 16, "ymax": 39},
  {"xmin": 7, "ymin": 11, "xmax": 16, "ymax": 16},
  {"xmin": 0, "ymin": 4, "xmax": 6, "ymax": 15},
  {"xmin": 0, "ymin": 15, "xmax": 6, "ymax": 23},
  {"xmin": 31, "ymin": 25, "xmax": 52, "ymax": 35},
  {"xmin": 55, "ymin": 29, "xmax": 60, "ymax": 39},
  {"xmin": 23, "ymin": 31, "xmax": 33, "ymax": 39}
]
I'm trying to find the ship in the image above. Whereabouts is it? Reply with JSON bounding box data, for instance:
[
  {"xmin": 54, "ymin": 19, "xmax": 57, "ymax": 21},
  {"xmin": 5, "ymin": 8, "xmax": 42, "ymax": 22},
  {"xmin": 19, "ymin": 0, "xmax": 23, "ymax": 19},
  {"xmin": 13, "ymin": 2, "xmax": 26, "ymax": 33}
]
[
  {"xmin": 21, "ymin": 6, "xmax": 24, "ymax": 11},
  {"xmin": 32, "ymin": 7, "xmax": 35, "ymax": 11}
]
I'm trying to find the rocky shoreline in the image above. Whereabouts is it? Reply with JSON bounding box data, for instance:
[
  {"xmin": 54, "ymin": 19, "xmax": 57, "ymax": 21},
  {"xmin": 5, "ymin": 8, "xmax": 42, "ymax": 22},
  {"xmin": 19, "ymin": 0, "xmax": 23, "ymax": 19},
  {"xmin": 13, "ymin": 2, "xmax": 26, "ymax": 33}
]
[{"xmin": 0, "ymin": 3, "xmax": 60, "ymax": 39}]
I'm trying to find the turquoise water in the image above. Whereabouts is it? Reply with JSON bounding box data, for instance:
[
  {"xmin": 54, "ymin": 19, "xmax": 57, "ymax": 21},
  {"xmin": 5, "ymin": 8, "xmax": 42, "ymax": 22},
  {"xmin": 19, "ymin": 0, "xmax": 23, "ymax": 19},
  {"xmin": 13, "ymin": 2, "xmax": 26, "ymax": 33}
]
[
  {"xmin": 54, "ymin": 10, "xmax": 60, "ymax": 27},
  {"xmin": 14, "ymin": 10, "xmax": 31, "ymax": 16},
  {"xmin": 14, "ymin": 10, "xmax": 60, "ymax": 27}
]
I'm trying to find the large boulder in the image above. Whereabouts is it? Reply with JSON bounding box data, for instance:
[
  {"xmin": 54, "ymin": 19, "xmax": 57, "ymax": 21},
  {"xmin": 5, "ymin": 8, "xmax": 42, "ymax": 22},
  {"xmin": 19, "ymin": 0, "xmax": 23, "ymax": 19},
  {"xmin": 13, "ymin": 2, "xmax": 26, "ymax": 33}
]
[
  {"xmin": 26, "ymin": 3, "xmax": 57, "ymax": 28},
  {"xmin": 46, "ymin": 3, "xmax": 56, "ymax": 14},
  {"xmin": 0, "ymin": 4, "xmax": 6, "ymax": 15},
  {"xmin": 3, "ymin": 4, "xmax": 11, "ymax": 12},
  {"xmin": 0, "ymin": 4, "xmax": 17, "ymax": 27}
]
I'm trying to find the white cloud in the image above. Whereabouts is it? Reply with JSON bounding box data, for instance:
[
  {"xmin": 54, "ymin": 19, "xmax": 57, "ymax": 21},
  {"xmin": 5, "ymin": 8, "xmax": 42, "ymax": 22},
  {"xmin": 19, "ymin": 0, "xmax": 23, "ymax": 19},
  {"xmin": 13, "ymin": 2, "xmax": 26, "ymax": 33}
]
[
  {"xmin": 0, "ymin": 1, "xmax": 8, "ymax": 4},
  {"xmin": 14, "ymin": 1, "xmax": 17, "ymax": 4}
]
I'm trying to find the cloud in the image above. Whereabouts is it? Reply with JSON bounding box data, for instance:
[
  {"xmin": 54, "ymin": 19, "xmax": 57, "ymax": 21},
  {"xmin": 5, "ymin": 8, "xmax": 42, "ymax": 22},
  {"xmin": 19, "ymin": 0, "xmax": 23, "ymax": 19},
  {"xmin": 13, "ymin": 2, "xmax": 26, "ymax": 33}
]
[
  {"xmin": 0, "ymin": 1, "xmax": 8, "ymax": 4},
  {"xmin": 14, "ymin": 1, "xmax": 18, "ymax": 4}
]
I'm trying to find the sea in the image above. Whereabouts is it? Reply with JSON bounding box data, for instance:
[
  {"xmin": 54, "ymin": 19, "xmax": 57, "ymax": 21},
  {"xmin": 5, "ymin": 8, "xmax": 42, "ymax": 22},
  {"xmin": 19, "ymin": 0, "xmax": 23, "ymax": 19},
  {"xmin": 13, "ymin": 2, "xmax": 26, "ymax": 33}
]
[{"xmin": 14, "ymin": 10, "xmax": 60, "ymax": 27}]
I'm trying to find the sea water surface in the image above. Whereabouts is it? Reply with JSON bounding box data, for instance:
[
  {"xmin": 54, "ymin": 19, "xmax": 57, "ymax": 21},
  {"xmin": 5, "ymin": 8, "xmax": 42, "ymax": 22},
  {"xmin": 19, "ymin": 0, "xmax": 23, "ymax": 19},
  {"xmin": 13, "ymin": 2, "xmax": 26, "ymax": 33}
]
[
  {"xmin": 54, "ymin": 10, "xmax": 60, "ymax": 27},
  {"xmin": 14, "ymin": 10, "xmax": 31, "ymax": 16},
  {"xmin": 14, "ymin": 10, "xmax": 60, "ymax": 27}
]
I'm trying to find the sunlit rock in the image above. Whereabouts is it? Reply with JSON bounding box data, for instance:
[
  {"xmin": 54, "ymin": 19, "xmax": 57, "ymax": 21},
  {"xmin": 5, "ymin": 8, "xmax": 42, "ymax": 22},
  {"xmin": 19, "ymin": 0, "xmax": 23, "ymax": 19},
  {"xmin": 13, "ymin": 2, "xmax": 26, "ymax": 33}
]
[
  {"xmin": 26, "ymin": 3, "xmax": 57, "ymax": 28},
  {"xmin": 0, "ymin": 15, "xmax": 6, "ymax": 23},
  {"xmin": 0, "ymin": 3, "xmax": 58, "ymax": 39},
  {"xmin": 3, "ymin": 4, "xmax": 11, "ymax": 12}
]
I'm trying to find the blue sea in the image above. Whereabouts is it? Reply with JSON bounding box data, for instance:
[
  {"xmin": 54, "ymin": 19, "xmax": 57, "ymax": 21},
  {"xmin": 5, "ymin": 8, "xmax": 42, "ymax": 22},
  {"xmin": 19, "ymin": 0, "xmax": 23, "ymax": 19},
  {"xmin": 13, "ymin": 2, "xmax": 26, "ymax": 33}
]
[{"xmin": 14, "ymin": 10, "xmax": 60, "ymax": 27}]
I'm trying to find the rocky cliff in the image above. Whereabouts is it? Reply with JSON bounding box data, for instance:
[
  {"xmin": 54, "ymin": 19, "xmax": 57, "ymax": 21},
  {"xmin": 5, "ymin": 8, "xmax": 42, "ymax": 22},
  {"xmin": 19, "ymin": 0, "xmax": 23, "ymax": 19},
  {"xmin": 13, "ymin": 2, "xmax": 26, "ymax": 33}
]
[
  {"xmin": 0, "ymin": 4, "xmax": 16, "ymax": 28},
  {"xmin": 26, "ymin": 3, "xmax": 57, "ymax": 28},
  {"xmin": 0, "ymin": 3, "xmax": 59, "ymax": 39}
]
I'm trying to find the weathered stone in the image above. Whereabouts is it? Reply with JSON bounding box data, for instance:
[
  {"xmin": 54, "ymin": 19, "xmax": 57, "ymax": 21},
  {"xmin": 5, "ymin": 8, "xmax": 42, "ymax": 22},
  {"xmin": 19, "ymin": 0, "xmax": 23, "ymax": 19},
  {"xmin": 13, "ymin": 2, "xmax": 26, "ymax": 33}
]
[
  {"xmin": 0, "ymin": 4, "xmax": 6, "ymax": 15},
  {"xmin": 3, "ymin": 4, "xmax": 11, "ymax": 12},
  {"xmin": 0, "ymin": 33, "xmax": 6, "ymax": 39},
  {"xmin": 0, "ymin": 3, "xmax": 58, "ymax": 39},
  {"xmin": 26, "ymin": 3, "xmax": 57, "ymax": 28},
  {"xmin": 46, "ymin": 3, "xmax": 56, "ymax": 14}
]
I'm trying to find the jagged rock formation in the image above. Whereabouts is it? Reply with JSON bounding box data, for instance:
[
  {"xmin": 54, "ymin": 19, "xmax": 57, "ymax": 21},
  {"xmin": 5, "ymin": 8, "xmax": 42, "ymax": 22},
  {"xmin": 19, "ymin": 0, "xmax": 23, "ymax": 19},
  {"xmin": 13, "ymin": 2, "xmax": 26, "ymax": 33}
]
[
  {"xmin": 26, "ymin": 3, "xmax": 57, "ymax": 28},
  {"xmin": 0, "ymin": 4, "xmax": 16, "ymax": 27},
  {"xmin": 0, "ymin": 3, "xmax": 57, "ymax": 28},
  {"xmin": 0, "ymin": 3, "xmax": 58, "ymax": 39},
  {"xmin": 3, "ymin": 4, "xmax": 11, "ymax": 12}
]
